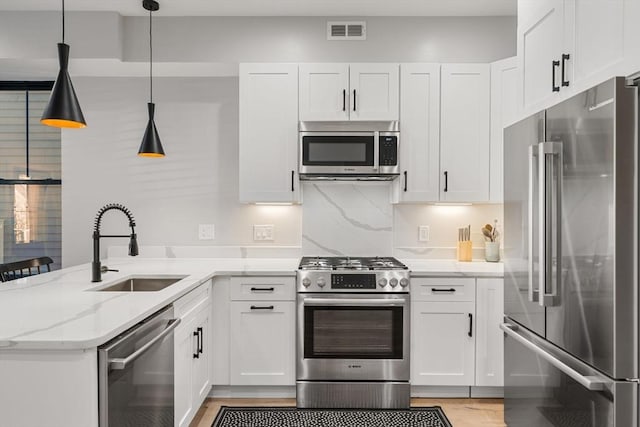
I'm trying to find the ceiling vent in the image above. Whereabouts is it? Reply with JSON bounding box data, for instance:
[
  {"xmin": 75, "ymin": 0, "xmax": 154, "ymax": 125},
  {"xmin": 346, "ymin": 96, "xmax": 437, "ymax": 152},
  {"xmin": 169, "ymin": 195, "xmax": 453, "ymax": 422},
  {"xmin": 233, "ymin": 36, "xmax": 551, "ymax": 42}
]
[{"xmin": 327, "ymin": 21, "xmax": 366, "ymax": 41}]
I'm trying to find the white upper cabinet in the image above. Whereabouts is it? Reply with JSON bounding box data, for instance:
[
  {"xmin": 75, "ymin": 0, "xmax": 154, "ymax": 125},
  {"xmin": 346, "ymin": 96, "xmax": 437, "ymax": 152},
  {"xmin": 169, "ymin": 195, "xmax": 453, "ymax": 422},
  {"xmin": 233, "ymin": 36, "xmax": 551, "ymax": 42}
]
[
  {"xmin": 349, "ymin": 63, "xmax": 400, "ymax": 121},
  {"xmin": 299, "ymin": 63, "xmax": 399, "ymax": 121},
  {"xmin": 517, "ymin": 0, "xmax": 565, "ymax": 112},
  {"xmin": 395, "ymin": 63, "xmax": 441, "ymax": 202},
  {"xmin": 564, "ymin": 0, "xmax": 625, "ymax": 88},
  {"xmin": 517, "ymin": 0, "xmax": 627, "ymax": 115},
  {"xmin": 299, "ymin": 64, "xmax": 349, "ymax": 121},
  {"xmin": 239, "ymin": 63, "xmax": 300, "ymax": 203},
  {"xmin": 440, "ymin": 64, "xmax": 491, "ymax": 202},
  {"xmin": 490, "ymin": 57, "xmax": 518, "ymax": 203}
]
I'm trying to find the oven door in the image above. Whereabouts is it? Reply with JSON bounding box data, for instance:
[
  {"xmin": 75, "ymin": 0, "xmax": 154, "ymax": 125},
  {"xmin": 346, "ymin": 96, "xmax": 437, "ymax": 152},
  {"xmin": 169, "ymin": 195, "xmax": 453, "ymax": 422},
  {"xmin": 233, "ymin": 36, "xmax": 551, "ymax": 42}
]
[
  {"xmin": 299, "ymin": 132, "xmax": 377, "ymax": 175},
  {"xmin": 297, "ymin": 293, "xmax": 409, "ymax": 381}
]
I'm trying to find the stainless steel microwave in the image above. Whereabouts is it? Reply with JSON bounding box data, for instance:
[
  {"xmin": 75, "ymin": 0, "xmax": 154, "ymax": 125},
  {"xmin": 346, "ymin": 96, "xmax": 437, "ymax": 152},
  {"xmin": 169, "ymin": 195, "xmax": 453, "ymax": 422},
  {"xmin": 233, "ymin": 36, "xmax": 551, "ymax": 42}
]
[{"xmin": 298, "ymin": 121, "xmax": 400, "ymax": 180}]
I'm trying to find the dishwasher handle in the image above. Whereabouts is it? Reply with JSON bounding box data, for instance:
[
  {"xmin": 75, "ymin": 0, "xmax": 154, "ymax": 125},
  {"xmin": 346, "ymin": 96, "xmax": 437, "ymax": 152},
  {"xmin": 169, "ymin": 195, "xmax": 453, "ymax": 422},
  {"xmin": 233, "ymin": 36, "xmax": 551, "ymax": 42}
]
[{"xmin": 109, "ymin": 318, "xmax": 181, "ymax": 370}]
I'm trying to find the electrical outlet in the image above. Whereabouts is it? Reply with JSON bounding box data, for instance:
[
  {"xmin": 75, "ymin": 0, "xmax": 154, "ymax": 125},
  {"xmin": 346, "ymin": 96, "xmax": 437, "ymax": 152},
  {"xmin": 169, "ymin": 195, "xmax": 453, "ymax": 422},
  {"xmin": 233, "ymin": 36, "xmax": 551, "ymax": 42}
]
[
  {"xmin": 253, "ymin": 224, "xmax": 275, "ymax": 241},
  {"xmin": 198, "ymin": 224, "xmax": 215, "ymax": 240},
  {"xmin": 419, "ymin": 225, "xmax": 430, "ymax": 242}
]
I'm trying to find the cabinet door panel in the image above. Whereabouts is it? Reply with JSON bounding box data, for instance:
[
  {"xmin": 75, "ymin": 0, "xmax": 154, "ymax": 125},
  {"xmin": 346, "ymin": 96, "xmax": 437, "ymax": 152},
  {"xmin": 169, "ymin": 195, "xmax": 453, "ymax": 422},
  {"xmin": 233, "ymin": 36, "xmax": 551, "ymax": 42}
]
[
  {"xmin": 518, "ymin": 0, "xmax": 564, "ymax": 111},
  {"xmin": 490, "ymin": 57, "xmax": 519, "ymax": 203},
  {"xmin": 440, "ymin": 64, "xmax": 490, "ymax": 202},
  {"xmin": 396, "ymin": 63, "xmax": 440, "ymax": 202},
  {"xmin": 349, "ymin": 63, "xmax": 399, "ymax": 121},
  {"xmin": 565, "ymin": 0, "xmax": 624, "ymax": 88},
  {"xmin": 174, "ymin": 316, "xmax": 196, "ymax": 427},
  {"xmin": 192, "ymin": 307, "xmax": 211, "ymax": 405},
  {"xmin": 299, "ymin": 64, "xmax": 349, "ymax": 121},
  {"xmin": 475, "ymin": 278, "xmax": 504, "ymax": 387},
  {"xmin": 230, "ymin": 301, "xmax": 295, "ymax": 386},
  {"xmin": 411, "ymin": 301, "xmax": 476, "ymax": 386},
  {"xmin": 239, "ymin": 63, "xmax": 299, "ymax": 203}
]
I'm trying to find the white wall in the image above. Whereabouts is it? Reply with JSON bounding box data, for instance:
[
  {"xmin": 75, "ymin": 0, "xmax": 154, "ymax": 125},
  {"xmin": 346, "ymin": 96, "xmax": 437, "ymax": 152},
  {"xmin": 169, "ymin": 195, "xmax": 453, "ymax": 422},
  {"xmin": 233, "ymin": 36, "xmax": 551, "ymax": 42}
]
[{"xmin": 62, "ymin": 77, "xmax": 302, "ymax": 267}]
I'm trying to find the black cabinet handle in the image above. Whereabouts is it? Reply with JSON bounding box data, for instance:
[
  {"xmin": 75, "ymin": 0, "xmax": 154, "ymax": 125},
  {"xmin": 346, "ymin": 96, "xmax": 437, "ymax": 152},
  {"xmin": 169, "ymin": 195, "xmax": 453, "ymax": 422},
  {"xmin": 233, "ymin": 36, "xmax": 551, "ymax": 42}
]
[
  {"xmin": 250, "ymin": 305, "xmax": 275, "ymax": 310},
  {"xmin": 444, "ymin": 171, "xmax": 448, "ymax": 192},
  {"xmin": 197, "ymin": 327, "xmax": 203, "ymax": 354},
  {"xmin": 561, "ymin": 54, "xmax": 570, "ymax": 87},
  {"xmin": 353, "ymin": 89, "xmax": 357, "ymax": 111},
  {"xmin": 193, "ymin": 330, "xmax": 200, "ymax": 359},
  {"xmin": 250, "ymin": 287, "xmax": 275, "ymax": 292},
  {"xmin": 342, "ymin": 89, "xmax": 346, "ymax": 111},
  {"xmin": 403, "ymin": 171, "xmax": 408, "ymax": 192},
  {"xmin": 468, "ymin": 313, "xmax": 473, "ymax": 337},
  {"xmin": 552, "ymin": 60, "xmax": 560, "ymax": 92},
  {"xmin": 291, "ymin": 170, "xmax": 295, "ymax": 192},
  {"xmin": 432, "ymin": 288, "xmax": 456, "ymax": 293}
]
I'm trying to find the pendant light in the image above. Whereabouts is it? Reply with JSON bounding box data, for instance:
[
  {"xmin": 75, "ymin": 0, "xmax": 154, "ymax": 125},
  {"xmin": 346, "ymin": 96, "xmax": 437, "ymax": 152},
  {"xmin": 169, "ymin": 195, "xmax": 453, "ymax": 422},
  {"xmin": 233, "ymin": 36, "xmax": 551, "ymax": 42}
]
[
  {"xmin": 41, "ymin": 0, "xmax": 86, "ymax": 129},
  {"xmin": 138, "ymin": 0, "xmax": 165, "ymax": 157}
]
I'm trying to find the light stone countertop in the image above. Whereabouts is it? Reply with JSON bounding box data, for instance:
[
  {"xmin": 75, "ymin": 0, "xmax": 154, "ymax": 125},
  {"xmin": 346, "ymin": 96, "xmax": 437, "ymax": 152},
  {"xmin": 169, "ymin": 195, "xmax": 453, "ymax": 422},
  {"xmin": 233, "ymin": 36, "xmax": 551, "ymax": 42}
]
[
  {"xmin": 0, "ymin": 256, "xmax": 502, "ymax": 351},
  {"xmin": 0, "ymin": 257, "xmax": 299, "ymax": 351}
]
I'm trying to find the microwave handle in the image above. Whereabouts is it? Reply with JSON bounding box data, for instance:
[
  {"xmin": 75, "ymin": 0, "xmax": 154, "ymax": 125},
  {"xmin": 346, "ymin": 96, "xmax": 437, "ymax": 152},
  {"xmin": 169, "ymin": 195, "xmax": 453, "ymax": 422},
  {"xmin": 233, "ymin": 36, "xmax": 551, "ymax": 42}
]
[{"xmin": 373, "ymin": 132, "xmax": 379, "ymax": 171}]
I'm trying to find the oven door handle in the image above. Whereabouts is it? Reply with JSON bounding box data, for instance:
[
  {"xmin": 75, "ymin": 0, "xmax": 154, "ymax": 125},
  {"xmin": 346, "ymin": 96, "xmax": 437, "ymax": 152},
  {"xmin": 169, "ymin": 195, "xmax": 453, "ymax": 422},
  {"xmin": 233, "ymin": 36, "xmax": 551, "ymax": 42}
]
[
  {"xmin": 108, "ymin": 318, "xmax": 181, "ymax": 370},
  {"xmin": 303, "ymin": 298, "xmax": 407, "ymax": 306}
]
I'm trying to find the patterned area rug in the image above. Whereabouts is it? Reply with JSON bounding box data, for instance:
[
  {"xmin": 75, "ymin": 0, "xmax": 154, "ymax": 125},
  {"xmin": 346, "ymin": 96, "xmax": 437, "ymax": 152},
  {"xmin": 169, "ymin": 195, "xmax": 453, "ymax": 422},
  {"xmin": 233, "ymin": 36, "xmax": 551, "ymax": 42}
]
[{"xmin": 212, "ymin": 406, "xmax": 453, "ymax": 427}]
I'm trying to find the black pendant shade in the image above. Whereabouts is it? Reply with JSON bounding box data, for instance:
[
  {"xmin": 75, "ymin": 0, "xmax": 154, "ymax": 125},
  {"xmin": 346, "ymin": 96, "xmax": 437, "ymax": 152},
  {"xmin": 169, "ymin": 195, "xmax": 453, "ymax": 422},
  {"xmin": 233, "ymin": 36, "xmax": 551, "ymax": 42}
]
[
  {"xmin": 138, "ymin": 0, "xmax": 165, "ymax": 157},
  {"xmin": 138, "ymin": 103, "xmax": 165, "ymax": 157},
  {"xmin": 41, "ymin": 43, "xmax": 86, "ymax": 129}
]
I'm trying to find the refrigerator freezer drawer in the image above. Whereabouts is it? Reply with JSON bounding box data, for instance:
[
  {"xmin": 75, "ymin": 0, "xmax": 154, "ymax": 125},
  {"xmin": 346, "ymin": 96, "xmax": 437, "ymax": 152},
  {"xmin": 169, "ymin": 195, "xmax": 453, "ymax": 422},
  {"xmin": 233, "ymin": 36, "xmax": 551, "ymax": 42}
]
[{"xmin": 503, "ymin": 320, "xmax": 637, "ymax": 427}]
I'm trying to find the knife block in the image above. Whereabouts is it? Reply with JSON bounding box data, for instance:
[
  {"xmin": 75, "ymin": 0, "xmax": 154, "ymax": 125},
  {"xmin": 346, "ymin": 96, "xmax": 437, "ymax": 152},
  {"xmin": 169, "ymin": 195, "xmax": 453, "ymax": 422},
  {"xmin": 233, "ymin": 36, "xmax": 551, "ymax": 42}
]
[{"xmin": 457, "ymin": 241, "xmax": 472, "ymax": 262}]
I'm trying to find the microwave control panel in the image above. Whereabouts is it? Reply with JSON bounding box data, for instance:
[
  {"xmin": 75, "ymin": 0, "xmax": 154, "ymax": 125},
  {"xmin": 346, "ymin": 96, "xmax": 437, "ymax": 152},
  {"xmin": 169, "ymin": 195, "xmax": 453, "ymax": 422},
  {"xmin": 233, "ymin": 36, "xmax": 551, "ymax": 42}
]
[{"xmin": 379, "ymin": 136, "xmax": 398, "ymax": 166}]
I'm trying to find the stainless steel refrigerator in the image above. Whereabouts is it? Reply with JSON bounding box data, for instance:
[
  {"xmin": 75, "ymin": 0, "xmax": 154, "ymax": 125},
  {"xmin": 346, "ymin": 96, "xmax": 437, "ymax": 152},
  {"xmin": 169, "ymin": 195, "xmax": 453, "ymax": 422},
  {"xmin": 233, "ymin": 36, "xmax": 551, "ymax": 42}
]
[{"xmin": 503, "ymin": 76, "xmax": 638, "ymax": 427}]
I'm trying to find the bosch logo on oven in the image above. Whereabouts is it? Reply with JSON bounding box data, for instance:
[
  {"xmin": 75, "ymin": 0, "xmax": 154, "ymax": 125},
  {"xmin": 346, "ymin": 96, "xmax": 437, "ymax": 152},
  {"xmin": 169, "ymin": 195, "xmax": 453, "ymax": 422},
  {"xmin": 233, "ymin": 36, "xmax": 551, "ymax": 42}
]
[{"xmin": 348, "ymin": 364, "xmax": 362, "ymax": 369}]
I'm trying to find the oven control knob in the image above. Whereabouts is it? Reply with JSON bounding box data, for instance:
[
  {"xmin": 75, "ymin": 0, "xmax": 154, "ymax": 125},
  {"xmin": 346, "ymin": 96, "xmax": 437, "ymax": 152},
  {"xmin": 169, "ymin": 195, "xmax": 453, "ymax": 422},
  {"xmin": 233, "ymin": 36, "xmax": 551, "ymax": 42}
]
[
  {"xmin": 302, "ymin": 278, "xmax": 311, "ymax": 287},
  {"xmin": 378, "ymin": 278, "xmax": 388, "ymax": 287},
  {"xmin": 389, "ymin": 278, "xmax": 398, "ymax": 288},
  {"xmin": 317, "ymin": 277, "xmax": 326, "ymax": 288},
  {"xmin": 400, "ymin": 278, "xmax": 409, "ymax": 288}
]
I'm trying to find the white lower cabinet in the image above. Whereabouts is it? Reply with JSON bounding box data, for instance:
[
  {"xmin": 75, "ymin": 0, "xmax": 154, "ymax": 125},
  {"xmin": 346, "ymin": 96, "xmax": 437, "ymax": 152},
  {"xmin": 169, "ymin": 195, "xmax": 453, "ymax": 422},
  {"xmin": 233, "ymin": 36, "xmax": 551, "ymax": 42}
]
[
  {"xmin": 412, "ymin": 300, "xmax": 476, "ymax": 386},
  {"xmin": 230, "ymin": 301, "xmax": 295, "ymax": 385},
  {"xmin": 411, "ymin": 277, "xmax": 504, "ymax": 390},
  {"xmin": 217, "ymin": 275, "xmax": 296, "ymax": 387},
  {"xmin": 475, "ymin": 278, "xmax": 504, "ymax": 387},
  {"xmin": 174, "ymin": 282, "xmax": 212, "ymax": 427}
]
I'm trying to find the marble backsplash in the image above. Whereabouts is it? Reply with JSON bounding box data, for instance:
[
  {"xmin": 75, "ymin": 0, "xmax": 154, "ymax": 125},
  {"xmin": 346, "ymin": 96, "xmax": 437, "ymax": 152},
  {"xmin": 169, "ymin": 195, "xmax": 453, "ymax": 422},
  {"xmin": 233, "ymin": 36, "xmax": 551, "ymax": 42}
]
[{"xmin": 302, "ymin": 182, "xmax": 394, "ymax": 257}]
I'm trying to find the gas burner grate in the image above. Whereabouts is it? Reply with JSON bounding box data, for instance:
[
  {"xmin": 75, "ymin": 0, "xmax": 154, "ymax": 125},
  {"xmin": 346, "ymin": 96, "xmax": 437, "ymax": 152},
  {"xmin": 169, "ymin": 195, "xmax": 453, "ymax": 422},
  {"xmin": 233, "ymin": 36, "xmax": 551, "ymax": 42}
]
[{"xmin": 299, "ymin": 256, "xmax": 408, "ymax": 271}]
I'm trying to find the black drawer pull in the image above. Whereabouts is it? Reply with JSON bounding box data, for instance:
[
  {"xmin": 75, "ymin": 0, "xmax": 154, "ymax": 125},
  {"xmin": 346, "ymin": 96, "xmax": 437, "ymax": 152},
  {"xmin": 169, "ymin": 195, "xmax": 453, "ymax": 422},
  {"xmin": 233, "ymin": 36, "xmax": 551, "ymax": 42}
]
[
  {"xmin": 193, "ymin": 330, "xmax": 200, "ymax": 359},
  {"xmin": 251, "ymin": 287, "xmax": 275, "ymax": 292},
  {"xmin": 561, "ymin": 53, "xmax": 570, "ymax": 87},
  {"xmin": 468, "ymin": 313, "xmax": 473, "ymax": 337},
  {"xmin": 197, "ymin": 327, "xmax": 203, "ymax": 354},
  {"xmin": 431, "ymin": 288, "xmax": 456, "ymax": 293},
  {"xmin": 291, "ymin": 170, "xmax": 295, "ymax": 192},
  {"xmin": 353, "ymin": 89, "xmax": 357, "ymax": 111},
  {"xmin": 552, "ymin": 60, "xmax": 560, "ymax": 92},
  {"xmin": 250, "ymin": 305, "xmax": 275, "ymax": 310},
  {"xmin": 443, "ymin": 171, "xmax": 448, "ymax": 192},
  {"xmin": 342, "ymin": 89, "xmax": 346, "ymax": 111},
  {"xmin": 403, "ymin": 171, "xmax": 408, "ymax": 192}
]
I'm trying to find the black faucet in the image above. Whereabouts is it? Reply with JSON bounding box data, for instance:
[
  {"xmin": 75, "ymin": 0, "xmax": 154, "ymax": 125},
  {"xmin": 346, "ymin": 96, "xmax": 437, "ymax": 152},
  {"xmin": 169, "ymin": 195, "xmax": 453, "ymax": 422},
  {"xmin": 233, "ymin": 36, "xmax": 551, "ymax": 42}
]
[{"xmin": 92, "ymin": 203, "xmax": 139, "ymax": 282}]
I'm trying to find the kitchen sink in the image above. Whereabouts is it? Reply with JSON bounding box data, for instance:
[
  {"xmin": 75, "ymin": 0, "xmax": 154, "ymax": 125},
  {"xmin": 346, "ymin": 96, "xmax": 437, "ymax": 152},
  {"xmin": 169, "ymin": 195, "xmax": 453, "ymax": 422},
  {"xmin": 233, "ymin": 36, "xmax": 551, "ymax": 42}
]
[{"xmin": 92, "ymin": 276, "xmax": 187, "ymax": 292}]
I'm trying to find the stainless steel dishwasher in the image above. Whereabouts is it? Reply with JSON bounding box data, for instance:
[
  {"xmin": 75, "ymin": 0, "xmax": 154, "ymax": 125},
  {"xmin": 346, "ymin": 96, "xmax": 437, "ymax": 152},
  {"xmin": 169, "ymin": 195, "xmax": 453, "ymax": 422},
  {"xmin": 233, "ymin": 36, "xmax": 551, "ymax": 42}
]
[{"xmin": 98, "ymin": 305, "xmax": 180, "ymax": 427}]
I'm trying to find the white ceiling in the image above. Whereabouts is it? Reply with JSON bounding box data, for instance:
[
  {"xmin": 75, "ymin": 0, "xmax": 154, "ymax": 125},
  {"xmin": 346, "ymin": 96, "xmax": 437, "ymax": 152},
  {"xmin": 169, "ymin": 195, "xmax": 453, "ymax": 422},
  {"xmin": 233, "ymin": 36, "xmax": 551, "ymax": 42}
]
[{"xmin": 0, "ymin": 0, "xmax": 516, "ymax": 17}]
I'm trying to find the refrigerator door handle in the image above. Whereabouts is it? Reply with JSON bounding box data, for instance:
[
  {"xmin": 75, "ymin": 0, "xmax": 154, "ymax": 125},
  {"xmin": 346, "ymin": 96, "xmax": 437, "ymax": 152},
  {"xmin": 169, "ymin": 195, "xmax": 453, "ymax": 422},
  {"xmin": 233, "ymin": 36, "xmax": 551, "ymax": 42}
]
[
  {"xmin": 500, "ymin": 323, "xmax": 606, "ymax": 391},
  {"xmin": 528, "ymin": 145, "xmax": 539, "ymax": 302},
  {"xmin": 538, "ymin": 141, "xmax": 563, "ymax": 307}
]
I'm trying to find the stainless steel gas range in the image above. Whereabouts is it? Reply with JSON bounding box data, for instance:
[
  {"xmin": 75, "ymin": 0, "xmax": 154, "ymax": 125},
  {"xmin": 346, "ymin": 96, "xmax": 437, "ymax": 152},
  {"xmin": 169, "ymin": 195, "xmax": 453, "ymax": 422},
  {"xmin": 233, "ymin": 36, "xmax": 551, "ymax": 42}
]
[{"xmin": 296, "ymin": 256, "xmax": 410, "ymax": 409}]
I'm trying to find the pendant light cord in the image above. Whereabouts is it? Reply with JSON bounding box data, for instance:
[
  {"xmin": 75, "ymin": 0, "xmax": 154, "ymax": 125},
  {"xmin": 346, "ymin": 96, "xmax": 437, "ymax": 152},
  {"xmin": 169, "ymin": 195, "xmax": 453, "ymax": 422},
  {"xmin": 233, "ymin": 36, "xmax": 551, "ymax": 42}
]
[
  {"xmin": 61, "ymin": 0, "xmax": 65, "ymax": 43},
  {"xmin": 149, "ymin": 8, "xmax": 153, "ymax": 103}
]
